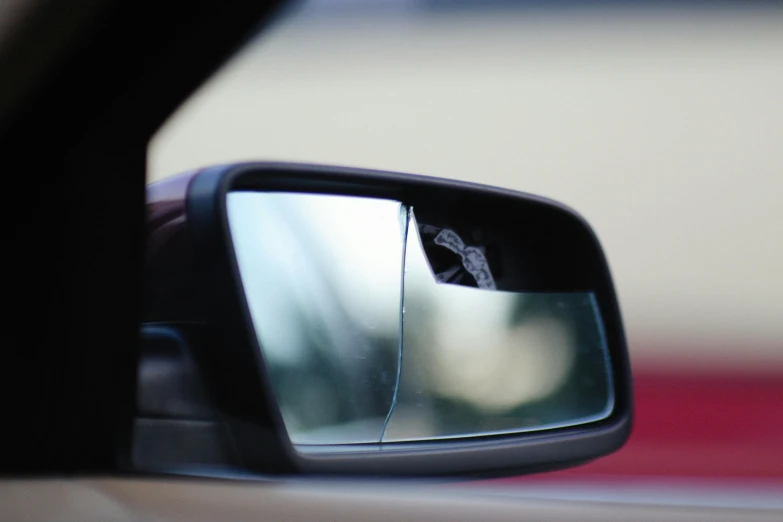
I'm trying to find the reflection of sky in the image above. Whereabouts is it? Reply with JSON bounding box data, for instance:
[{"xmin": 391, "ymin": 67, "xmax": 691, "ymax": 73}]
[
  {"xmin": 285, "ymin": 194, "xmax": 405, "ymax": 331},
  {"xmin": 228, "ymin": 193, "xmax": 325, "ymax": 365},
  {"xmin": 228, "ymin": 192, "xmax": 404, "ymax": 365}
]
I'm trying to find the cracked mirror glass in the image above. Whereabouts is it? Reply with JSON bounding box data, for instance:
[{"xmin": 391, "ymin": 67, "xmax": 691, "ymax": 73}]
[{"xmin": 227, "ymin": 191, "xmax": 614, "ymax": 446}]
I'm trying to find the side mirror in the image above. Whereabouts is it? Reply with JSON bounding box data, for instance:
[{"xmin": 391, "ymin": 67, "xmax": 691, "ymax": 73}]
[{"xmin": 140, "ymin": 162, "xmax": 632, "ymax": 478}]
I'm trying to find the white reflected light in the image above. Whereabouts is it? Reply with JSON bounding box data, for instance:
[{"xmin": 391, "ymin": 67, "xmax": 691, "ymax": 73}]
[
  {"xmin": 228, "ymin": 192, "xmax": 404, "ymax": 348},
  {"xmin": 285, "ymin": 193, "xmax": 405, "ymax": 332}
]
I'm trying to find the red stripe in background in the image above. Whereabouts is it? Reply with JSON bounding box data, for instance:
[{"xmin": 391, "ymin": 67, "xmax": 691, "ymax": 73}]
[{"xmin": 492, "ymin": 369, "xmax": 783, "ymax": 483}]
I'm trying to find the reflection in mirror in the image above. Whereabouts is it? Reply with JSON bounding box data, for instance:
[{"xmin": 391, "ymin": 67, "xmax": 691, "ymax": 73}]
[
  {"xmin": 227, "ymin": 192, "xmax": 613, "ymax": 447},
  {"xmin": 227, "ymin": 193, "xmax": 404, "ymax": 444}
]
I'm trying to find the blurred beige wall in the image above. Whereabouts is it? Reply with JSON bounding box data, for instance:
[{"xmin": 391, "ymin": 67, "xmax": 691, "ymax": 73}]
[{"xmin": 149, "ymin": 6, "xmax": 783, "ymax": 370}]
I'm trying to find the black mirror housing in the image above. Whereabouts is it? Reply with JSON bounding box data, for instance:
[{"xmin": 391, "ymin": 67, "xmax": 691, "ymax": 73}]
[{"xmin": 140, "ymin": 162, "xmax": 632, "ymax": 479}]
